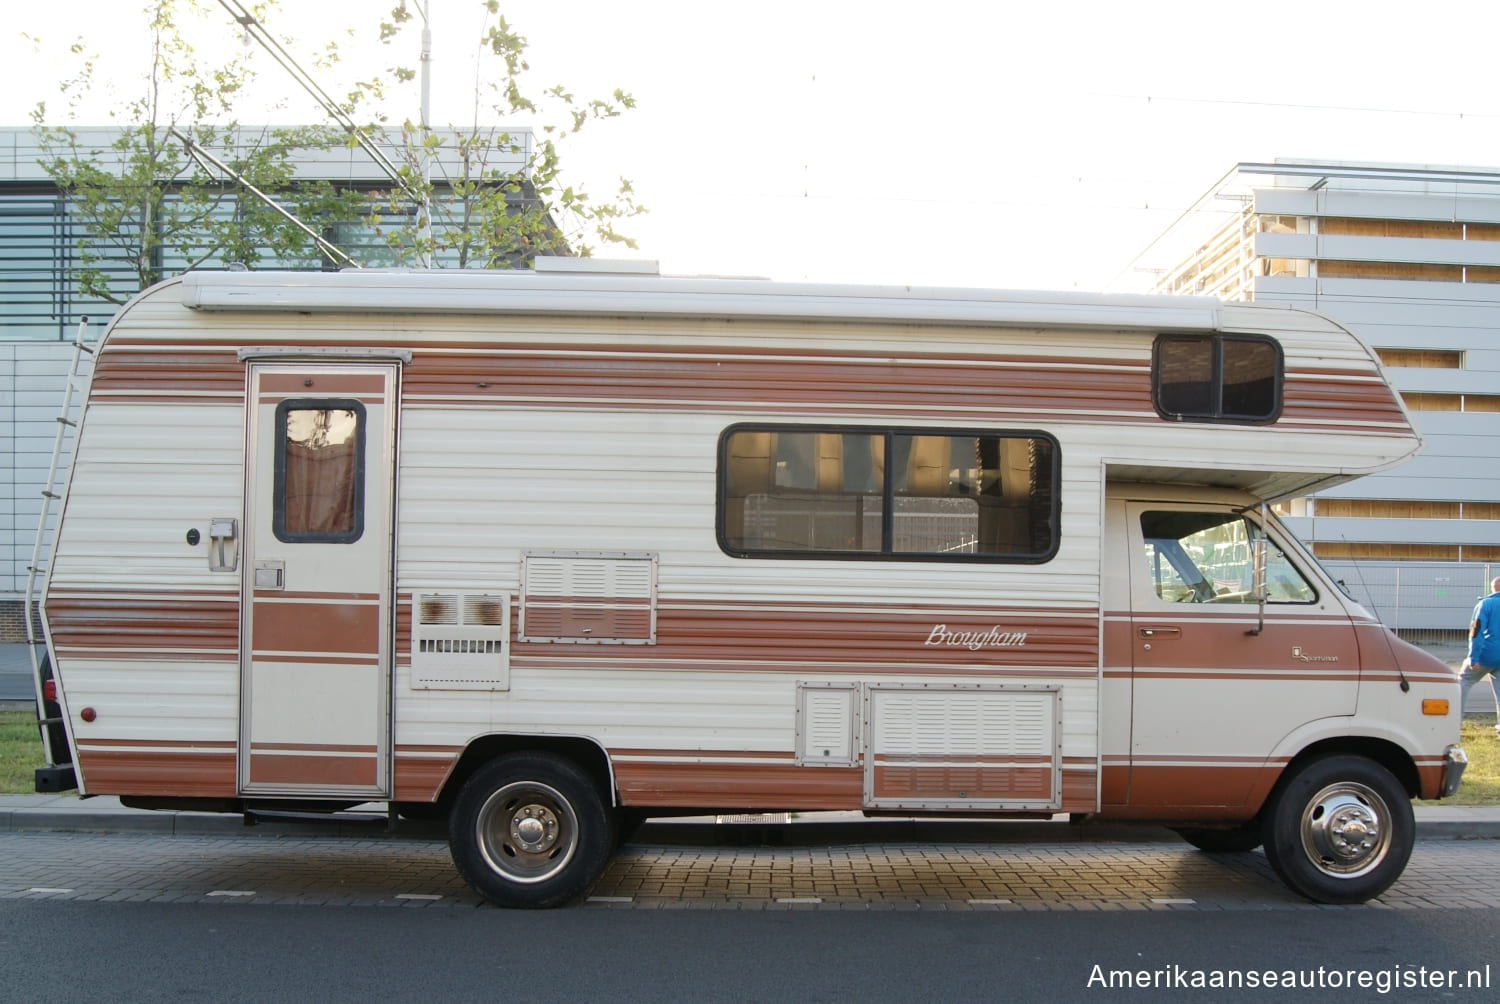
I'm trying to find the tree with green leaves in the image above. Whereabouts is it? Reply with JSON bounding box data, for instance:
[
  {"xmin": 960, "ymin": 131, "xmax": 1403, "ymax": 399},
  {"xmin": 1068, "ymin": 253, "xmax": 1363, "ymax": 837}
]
[
  {"xmin": 31, "ymin": 0, "xmax": 644, "ymax": 292},
  {"xmin": 359, "ymin": 1, "xmax": 645, "ymax": 267},
  {"xmin": 31, "ymin": 0, "xmax": 361, "ymax": 302}
]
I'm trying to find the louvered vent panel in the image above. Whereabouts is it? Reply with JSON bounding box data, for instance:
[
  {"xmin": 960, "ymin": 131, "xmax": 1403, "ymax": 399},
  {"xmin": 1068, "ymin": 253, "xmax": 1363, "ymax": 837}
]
[
  {"xmin": 797, "ymin": 685, "xmax": 858, "ymax": 765},
  {"xmin": 520, "ymin": 552, "xmax": 657, "ymax": 644},
  {"xmin": 411, "ymin": 590, "xmax": 510, "ymax": 690},
  {"xmin": 865, "ymin": 685, "xmax": 1060, "ymax": 810}
]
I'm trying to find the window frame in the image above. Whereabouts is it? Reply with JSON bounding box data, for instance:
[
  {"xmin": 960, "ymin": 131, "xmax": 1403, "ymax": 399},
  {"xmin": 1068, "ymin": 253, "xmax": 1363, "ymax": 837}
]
[
  {"xmin": 715, "ymin": 423, "xmax": 1061, "ymax": 564},
  {"xmin": 271, "ymin": 397, "xmax": 367, "ymax": 544},
  {"xmin": 1152, "ymin": 333, "xmax": 1284, "ymax": 424}
]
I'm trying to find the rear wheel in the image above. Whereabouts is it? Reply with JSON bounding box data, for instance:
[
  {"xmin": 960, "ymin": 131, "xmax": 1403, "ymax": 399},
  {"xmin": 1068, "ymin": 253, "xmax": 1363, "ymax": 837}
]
[
  {"xmin": 448, "ymin": 753, "xmax": 613, "ymax": 908},
  {"xmin": 1261, "ymin": 755, "xmax": 1413, "ymax": 904}
]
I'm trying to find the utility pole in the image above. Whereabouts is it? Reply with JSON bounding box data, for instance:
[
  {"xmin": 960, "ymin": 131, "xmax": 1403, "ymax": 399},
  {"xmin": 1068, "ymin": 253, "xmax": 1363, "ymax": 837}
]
[{"xmin": 413, "ymin": 0, "xmax": 433, "ymax": 268}]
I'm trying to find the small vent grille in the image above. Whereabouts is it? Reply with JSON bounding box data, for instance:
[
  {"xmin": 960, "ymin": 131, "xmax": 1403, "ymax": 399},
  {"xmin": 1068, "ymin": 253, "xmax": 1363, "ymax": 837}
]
[
  {"xmin": 411, "ymin": 590, "xmax": 511, "ymax": 691},
  {"xmin": 464, "ymin": 594, "xmax": 507, "ymax": 626},
  {"xmin": 417, "ymin": 638, "xmax": 504, "ymax": 655},
  {"xmin": 418, "ymin": 594, "xmax": 458, "ymax": 625}
]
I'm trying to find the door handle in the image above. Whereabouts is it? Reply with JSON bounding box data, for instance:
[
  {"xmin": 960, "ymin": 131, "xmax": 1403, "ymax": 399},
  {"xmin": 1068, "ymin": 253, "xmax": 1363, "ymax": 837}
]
[
  {"xmin": 254, "ymin": 560, "xmax": 285, "ymax": 590},
  {"xmin": 1138, "ymin": 626, "xmax": 1181, "ymax": 639}
]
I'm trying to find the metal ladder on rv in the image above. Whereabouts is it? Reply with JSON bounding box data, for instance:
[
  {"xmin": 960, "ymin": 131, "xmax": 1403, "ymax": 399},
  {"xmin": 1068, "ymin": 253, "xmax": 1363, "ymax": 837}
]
[{"xmin": 23, "ymin": 317, "xmax": 95, "ymax": 791}]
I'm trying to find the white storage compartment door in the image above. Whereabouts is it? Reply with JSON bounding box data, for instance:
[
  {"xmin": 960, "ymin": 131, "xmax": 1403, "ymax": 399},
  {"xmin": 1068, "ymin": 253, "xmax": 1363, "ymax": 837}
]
[{"xmin": 865, "ymin": 683, "xmax": 1061, "ymax": 811}]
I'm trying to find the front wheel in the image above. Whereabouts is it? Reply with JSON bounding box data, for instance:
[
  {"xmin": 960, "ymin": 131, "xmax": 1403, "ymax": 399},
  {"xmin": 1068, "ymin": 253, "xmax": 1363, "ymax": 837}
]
[
  {"xmin": 1261, "ymin": 755, "xmax": 1413, "ymax": 904},
  {"xmin": 448, "ymin": 753, "xmax": 614, "ymax": 908}
]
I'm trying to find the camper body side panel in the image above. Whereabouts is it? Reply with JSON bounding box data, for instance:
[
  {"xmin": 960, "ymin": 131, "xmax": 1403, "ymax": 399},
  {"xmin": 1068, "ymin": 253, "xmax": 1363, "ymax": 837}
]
[
  {"xmin": 391, "ymin": 404, "xmax": 1104, "ymax": 811},
  {"xmin": 45, "ymin": 386, "xmax": 245, "ymax": 796},
  {"xmin": 41, "ymin": 275, "xmax": 1439, "ymax": 821}
]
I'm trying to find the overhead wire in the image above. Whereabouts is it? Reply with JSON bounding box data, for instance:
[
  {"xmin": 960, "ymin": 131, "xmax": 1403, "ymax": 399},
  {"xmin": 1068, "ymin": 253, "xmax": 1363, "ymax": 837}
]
[{"xmin": 213, "ymin": 0, "xmax": 422, "ymax": 205}]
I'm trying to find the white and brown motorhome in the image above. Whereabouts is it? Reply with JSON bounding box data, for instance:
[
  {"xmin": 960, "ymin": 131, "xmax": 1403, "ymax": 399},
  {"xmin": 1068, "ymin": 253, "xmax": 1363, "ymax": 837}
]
[{"xmin": 32, "ymin": 262, "xmax": 1466, "ymax": 907}]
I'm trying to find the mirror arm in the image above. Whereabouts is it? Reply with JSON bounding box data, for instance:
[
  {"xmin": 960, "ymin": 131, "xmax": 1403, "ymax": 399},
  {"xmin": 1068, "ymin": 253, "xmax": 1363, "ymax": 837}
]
[{"xmin": 1246, "ymin": 503, "xmax": 1268, "ymax": 636}]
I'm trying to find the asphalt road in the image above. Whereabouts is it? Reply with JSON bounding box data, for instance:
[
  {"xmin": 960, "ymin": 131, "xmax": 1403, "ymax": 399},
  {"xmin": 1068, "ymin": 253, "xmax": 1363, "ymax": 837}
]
[
  {"xmin": 3, "ymin": 828, "xmax": 1500, "ymax": 1001},
  {"xmin": 2, "ymin": 887, "xmax": 1493, "ymax": 1002}
]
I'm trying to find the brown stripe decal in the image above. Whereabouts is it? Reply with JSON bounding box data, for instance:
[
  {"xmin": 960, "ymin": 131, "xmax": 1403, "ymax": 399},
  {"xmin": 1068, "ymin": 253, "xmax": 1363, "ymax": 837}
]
[
  {"xmin": 522, "ymin": 599, "xmax": 652, "ymax": 642},
  {"xmin": 614, "ymin": 760, "xmax": 864, "ymax": 809},
  {"xmin": 401, "ymin": 596, "xmax": 1100, "ymax": 673},
  {"xmin": 1060, "ymin": 767, "xmax": 1097, "ymax": 812},
  {"xmin": 76, "ymin": 748, "xmax": 236, "ymax": 797},
  {"xmin": 258, "ymin": 373, "xmax": 388, "ymax": 395},
  {"xmin": 1282, "ymin": 374, "xmax": 1408, "ymax": 427},
  {"xmin": 516, "ymin": 602, "xmax": 1100, "ymax": 671},
  {"xmin": 90, "ymin": 349, "xmax": 244, "ymax": 401},
  {"xmin": 88, "ymin": 337, "xmax": 1406, "ymax": 431},
  {"xmin": 403, "ymin": 348, "xmax": 1155, "ymax": 420},
  {"xmin": 47, "ymin": 593, "xmax": 238, "ymax": 656},
  {"xmin": 872, "ymin": 765, "xmax": 1052, "ymax": 801},
  {"xmin": 252, "ymin": 599, "xmax": 379, "ymax": 655},
  {"xmin": 393, "ymin": 750, "xmax": 461, "ymax": 803},
  {"xmin": 248, "ymin": 752, "xmax": 378, "ymax": 787}
]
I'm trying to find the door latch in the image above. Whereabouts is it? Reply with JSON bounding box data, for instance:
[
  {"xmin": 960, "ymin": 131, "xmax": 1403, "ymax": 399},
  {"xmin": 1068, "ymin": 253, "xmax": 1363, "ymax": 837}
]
[{"xmin": 208, "ymin": 518, "xmax": 239, "ymax": 572}]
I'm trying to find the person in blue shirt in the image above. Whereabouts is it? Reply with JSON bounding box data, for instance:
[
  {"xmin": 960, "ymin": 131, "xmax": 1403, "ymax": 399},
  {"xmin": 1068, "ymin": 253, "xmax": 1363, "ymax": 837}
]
[{"xmin": 1462, "ymin": 576, "xmax": 1500, "ymax": 737}]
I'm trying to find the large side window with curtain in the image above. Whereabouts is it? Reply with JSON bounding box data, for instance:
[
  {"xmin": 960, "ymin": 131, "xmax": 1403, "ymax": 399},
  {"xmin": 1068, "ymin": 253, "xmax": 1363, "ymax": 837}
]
[
  {"xmin": 273, "ymin": 399, "xmax": 366, "ymax": 543},
  {"xmin": 717, "ymin": 425, "xmax": 1059, "ymax": 562}
]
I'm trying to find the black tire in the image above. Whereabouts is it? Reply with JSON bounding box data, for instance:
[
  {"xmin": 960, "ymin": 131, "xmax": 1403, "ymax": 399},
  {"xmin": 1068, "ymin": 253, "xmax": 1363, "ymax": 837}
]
[
  {"xmin": 1260, "ymin": 755, "xmax": 1413, "ymax": 904},
  {"xmin": 1171, "ymin": 825, "xmax": 1263, "ymax": 853},
  {"xmin": 448, "ymin": 753, "xmax": 613, "ymax": 908}
]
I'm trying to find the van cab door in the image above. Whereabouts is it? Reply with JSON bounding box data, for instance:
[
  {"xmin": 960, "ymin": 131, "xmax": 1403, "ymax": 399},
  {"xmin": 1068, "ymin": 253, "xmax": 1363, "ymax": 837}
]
[{"xmin": 1114, "ymin": 499, "xmax": 1358, "ymax": 811}]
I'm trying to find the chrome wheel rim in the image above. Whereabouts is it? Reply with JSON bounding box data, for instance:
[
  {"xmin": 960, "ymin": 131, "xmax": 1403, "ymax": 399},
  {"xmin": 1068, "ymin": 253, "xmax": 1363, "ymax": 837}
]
[
  {"xmin": 475, "ymin": 780, "xmax": 579, "ymax": 885},
  {"xmin": 1298, "ymin": 781, "xmax": 1392, "ymax": 879}
]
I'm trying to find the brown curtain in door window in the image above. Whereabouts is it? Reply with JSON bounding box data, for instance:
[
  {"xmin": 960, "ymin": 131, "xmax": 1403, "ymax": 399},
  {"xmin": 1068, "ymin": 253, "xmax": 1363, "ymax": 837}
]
[{"xmin": 282, "ymin": 410, "xmax": 359, "ymax": 536}]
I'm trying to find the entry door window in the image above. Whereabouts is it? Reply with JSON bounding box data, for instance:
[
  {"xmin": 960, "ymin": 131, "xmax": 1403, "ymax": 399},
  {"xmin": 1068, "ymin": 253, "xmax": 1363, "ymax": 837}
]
[
  {"xmin": 1140, "ymin": 510, "xmax": 1315, "ymax": 604},
  {"xmin": 273, "ymin": 399, "xmax": 366, "ymax": 543}
]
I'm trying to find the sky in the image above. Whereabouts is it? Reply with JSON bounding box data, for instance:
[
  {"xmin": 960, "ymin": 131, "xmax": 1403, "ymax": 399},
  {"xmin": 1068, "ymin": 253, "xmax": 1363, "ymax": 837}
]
[{"xmin": 6, "ymin": 0, "xmax": 1500, "ymax": 292}]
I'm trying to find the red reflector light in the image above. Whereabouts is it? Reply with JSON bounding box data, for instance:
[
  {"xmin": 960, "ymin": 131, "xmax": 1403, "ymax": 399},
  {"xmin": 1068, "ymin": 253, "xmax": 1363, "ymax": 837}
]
[{"xmin": 42, "ymin": 680, "xmax": 56, "ymax": 702}]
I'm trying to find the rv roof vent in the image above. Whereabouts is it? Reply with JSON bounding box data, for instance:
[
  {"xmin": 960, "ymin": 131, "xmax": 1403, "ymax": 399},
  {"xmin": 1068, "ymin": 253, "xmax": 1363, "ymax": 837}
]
[{"xmin": 533, "ymin": 256, "xmax": 660, "ymax": 276}]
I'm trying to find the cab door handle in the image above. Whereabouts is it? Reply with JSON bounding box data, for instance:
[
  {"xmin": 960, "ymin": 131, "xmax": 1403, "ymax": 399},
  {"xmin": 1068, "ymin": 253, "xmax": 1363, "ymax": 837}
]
[{"xmin": 1138, "ymin": 626, "xmax": 1181, "ymax": 639}]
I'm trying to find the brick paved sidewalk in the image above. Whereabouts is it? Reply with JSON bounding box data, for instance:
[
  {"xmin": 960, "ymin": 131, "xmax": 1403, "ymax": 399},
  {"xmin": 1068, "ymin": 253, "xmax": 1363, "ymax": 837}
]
[{"xmin": 3, "ymin": 830, "xmax": 1497, "ymax": 912}]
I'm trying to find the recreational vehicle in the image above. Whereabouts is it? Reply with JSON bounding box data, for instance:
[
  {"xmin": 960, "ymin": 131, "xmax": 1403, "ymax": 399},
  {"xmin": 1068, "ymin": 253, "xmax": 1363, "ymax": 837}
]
[{"xmin": 28, "ymin": 262, "xmax": 1466, "ymax": 907}]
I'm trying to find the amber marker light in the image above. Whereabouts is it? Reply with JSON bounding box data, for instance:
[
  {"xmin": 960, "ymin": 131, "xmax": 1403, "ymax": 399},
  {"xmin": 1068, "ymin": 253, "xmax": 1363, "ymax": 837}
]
[{"xmin": 1422, "ymin": 699, "xmax": 1449, "ymax": 716}]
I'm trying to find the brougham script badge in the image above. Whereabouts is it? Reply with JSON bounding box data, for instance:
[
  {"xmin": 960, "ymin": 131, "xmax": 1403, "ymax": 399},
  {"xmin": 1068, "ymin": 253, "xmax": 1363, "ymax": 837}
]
[{"xmin": 924, "ymin": 625, "xmax": 1028, "ymax": 651}]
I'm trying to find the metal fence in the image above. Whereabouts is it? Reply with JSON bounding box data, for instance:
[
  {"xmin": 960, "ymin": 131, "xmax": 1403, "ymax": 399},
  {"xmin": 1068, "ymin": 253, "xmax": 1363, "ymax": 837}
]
[{"xmin": 1320, "ymin": 560, "xmax": 1495, "ymax": 640}]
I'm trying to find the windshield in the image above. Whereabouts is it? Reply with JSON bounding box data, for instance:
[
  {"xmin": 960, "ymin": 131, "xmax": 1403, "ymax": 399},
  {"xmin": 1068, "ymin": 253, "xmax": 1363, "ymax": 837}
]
[{"xmin": 1262, "ymin": 507, "xmax": 1355, "ymax": 600}]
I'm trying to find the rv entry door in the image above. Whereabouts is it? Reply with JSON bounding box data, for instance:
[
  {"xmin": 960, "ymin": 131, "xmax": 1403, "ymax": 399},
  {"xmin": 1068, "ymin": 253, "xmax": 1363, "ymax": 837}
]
[{"xmin": 240, "ymin": 362, "xmax": 398, "ymax": 797}]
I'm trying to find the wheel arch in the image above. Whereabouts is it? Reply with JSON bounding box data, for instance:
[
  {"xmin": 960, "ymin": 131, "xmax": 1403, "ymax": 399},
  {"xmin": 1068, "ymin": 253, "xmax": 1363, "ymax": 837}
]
[
  {"xmin": 1255, "ymin": 736, "xmax": 1420, "ymax": 816},
  {"xmin": 424, "ymin": 733, "xmax": 617, "ymax": 817}
]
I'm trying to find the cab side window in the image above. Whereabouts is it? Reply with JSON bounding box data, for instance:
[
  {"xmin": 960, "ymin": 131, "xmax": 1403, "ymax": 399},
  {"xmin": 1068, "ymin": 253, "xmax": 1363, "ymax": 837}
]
[{"xmin": 1140, "ymin": 511, "xmax": 1314, "ymax": 604}]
